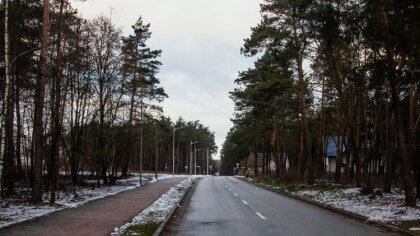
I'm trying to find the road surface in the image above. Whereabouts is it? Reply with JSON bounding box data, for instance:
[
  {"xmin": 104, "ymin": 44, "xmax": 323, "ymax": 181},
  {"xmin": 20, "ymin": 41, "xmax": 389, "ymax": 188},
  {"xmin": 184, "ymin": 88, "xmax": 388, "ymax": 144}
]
[{"xmin": 178, "ymin": 176, "xmax": 396, "ymax": 236}]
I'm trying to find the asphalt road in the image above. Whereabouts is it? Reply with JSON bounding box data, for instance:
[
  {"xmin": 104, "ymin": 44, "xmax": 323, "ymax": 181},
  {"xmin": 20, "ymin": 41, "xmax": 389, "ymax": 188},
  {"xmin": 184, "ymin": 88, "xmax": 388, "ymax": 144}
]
[{"xmin": 177, "ymin": 176, "xmax": 397, "ymax": 236}]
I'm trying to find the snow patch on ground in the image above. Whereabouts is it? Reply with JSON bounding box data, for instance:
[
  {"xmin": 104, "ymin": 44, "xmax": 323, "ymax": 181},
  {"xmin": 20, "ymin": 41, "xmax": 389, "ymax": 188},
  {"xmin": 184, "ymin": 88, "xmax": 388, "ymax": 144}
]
[
  {"xmin": 0, "ymin": 203, "xmax": 58, "ymax": 228},
  {"xmin": 111, "ymin": 176, "xmax": 199, "ymax": 235},
  {"xmin": 294, "ymin": 187, "xmax": 420, "ymax": 222},
  {"xmin": 297, "ymin": 190, "xmax": 318, "ymax": 198},
  {"xmin": 341, "ymin": 188, "xmax": 360, "ymax": 195},
  {"xmin": 0, "ymin": 174, "xmax": 173, "ymax": 229},
  {"xmin": 365, "ymin": 216, "xmax": 390, "ymax": 223}
]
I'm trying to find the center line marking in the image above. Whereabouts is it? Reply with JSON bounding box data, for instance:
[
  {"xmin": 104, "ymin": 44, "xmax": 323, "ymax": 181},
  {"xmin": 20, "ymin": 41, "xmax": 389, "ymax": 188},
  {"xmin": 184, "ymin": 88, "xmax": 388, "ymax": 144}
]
[
  {"xmin": 234, "ymin": 193, "xmax": 239, "ymax": 197},
  {"xmin": 256, "ymin": 212, "xmax": 266, "ymax": 220},
  {"xmin": 242, "ymin": 200, "xmax": 248, "ymax": 205}
]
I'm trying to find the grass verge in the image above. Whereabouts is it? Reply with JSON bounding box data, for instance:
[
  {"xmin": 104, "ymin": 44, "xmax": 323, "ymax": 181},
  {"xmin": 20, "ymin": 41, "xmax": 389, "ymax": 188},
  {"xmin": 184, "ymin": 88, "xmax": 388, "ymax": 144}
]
[
  {"xmin": 250, "ymin": 176, "xmax": 337, "ymax": 193},
  {"xmin": 121, "ymin": 222, "xmax": 161, "ymax": 236},
  {"xmin": 392, "ymin": 220, "xmax": 420, "ymax": 235}
]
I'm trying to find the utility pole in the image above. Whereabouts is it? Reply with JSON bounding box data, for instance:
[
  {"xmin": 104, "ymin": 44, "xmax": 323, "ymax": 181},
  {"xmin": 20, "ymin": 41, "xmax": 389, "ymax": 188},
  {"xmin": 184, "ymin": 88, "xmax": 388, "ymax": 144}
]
[
  {"xmin": 172, "ymin": 126, "xmax": 184, "ymax": 177},
  {"xmin": 155, "ymin": 123, "xmax": 159, "ymax": 181},
  {"xmin": 172, "ymin": 129, "xmax": 175, "ymax": 177},
  {"xmin": 194, "ymin": 145, "xmax": 196, "ymax": 175},
  {"xmin": 207, "ymin": 148, "xmax": 209, "ymax": 175},
  {"xmin": 189, "ymin": 141, "xmax": 193, "ymax": 175},
  {"xmin": 139, "ymin": 97, "xmax": 143, "ymax": 185},
  {"xmin": 190, "ymin": 141, "xmax": 198, "ymax": 175},
  {"xmin": 194, "ymin": 148, "xmax": 201, "ymax": 175}
]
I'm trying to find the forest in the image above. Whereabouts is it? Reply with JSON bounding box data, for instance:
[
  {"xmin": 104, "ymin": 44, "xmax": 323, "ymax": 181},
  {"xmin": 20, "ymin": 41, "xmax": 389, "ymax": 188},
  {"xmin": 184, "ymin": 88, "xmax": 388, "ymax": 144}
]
[
  {"xmin": 221, "ymin": 0, "xmax": 419, "ymax": 206},
  {"xmin": 0, "ymin": 0, "xmax": 217, "ymax": 204}
]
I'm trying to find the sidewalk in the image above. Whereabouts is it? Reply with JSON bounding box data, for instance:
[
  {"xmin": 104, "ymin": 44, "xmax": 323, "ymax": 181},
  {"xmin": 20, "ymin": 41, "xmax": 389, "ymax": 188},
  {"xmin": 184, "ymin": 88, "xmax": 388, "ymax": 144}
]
[{"xmin": 0, "ymin": 177, "xmax": 186, "ymax": 236}]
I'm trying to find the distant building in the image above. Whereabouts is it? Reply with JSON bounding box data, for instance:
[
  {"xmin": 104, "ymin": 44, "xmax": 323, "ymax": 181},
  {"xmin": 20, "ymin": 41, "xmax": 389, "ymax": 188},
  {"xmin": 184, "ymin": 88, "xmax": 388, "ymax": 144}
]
[{"xmin": 324, "ymin": 137, "xmax": 346, "ymax": 173}]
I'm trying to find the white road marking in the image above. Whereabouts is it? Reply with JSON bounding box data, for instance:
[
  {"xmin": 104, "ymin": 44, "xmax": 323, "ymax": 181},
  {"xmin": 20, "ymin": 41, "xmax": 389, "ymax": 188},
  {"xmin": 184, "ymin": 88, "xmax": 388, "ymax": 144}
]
[
  {"xmin": 228, "ymin": 189, "xmax": 232, "ymax": 191},
  {"xmin": 256, "ymin": 212, "xmax": 266, "ymax": 220},
  {"xmin": 242, "ymin": 200, "xmax": 248, "ymax": 205},
  {"xmin": 234, "ymin": 193, "xmax": 239, "ymax": 197}
]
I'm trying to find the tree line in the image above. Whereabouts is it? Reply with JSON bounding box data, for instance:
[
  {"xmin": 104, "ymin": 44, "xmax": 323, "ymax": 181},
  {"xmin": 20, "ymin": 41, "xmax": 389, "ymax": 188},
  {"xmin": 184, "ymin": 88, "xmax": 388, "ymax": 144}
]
[
  {"xmin": 0, "ymin": 0, "xmax": 217, "ymax": 203},
  {"xmin": 221, "ymin": 0, "xmax": 419, "ymax": 206}
]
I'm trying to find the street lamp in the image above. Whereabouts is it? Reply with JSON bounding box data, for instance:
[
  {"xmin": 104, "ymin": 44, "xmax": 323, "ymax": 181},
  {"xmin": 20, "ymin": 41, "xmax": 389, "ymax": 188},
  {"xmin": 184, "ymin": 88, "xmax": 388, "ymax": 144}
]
[
  {"xmin": 194, "ymin": 148, "xmax": 201, "ymax": 175},
  {"xmin": 206, "ymin": 148, "xmax": 209, "ymax": 175},
  {"xmin": 155, "ymin": 122, "xmax": 159, "ymax": 181},
  {"xmin": 190, "ymin": 141, "xmax": 198, "ymax": 175},
  {"xmin": 172, "ymin": 126, "xmax": 184, "ymax": 177}
]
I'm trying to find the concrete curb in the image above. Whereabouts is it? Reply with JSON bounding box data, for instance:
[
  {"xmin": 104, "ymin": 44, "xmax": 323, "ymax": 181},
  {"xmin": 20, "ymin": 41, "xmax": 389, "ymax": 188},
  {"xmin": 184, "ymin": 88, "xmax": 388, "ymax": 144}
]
[
  {"xmin": 238, "ymin": 178, "xmax": 417, "ymax": 236},
  {"xmin": 153, "ymin": 178, "xmax": 199, "ymax": 236}
]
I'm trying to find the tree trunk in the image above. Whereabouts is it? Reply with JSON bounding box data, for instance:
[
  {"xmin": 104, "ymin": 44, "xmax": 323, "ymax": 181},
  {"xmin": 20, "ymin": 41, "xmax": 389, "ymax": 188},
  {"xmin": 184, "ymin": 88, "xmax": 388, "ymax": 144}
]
[
  {"xmin": 272, "ymin": 120, "xmax": 280, "ymax": 178},
  {"xmin": 378, "ymin": 1, "xmax": 415, "ymax": 206},
  {"xmin": 262, "ymin": 139, "xmax": 266, "ymax": 176},
  {"xmin": 319, "ymin": 77, "xmax": 326, "ymax": 177},
  {"xmin": 49, "ymin": 0, "xmax": 65, "ymax": 204},
  {"xmin": 383, "ymin": 80, "xmax": 392, "ymax": 193},
  {"xmin": 15, "ymin": 78, "xmax": 23, "ymax": 180},
  {"xmin": 297, "ymin": 57, "xmax": 312, "ymax": 184},
  {"xmin": 253, "ymin": 142, "xmax": 258, "ymax": 176},
  {"xmin": 32, "ymin": 0, "xmax": 49, "ymax": 203},
  {"xmin": 1, "ymin": 0, "xmax": 11, "ymax": 197},
  {"xmin": 334, "ymin": 135, "xmax": 342, "ymax": 183},
  {"xmin": 389, "ymin": 72, "xmax": 415, "ymax": 205},
  {"xmin": 351, "ymin": 93, "xmax": 362, "ymax": 187},
  {"xmin": 362, "ymin": 84, "xmax": 373, "ymax": 194},
  {"xmin": 4, "ymin": 70, "xmax": 15, "ymax": 196}
]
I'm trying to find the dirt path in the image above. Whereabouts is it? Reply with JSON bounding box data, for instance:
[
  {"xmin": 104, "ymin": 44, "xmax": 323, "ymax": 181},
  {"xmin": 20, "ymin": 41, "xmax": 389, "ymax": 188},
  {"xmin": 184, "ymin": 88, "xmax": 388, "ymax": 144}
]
[{"xmin": 0, "ymin": 177, "xmax": 187, "ymax": 236}]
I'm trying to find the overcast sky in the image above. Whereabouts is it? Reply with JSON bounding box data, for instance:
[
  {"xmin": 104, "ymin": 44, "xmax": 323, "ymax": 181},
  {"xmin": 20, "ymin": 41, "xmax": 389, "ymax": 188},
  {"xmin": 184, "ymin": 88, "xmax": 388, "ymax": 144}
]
[{"xmin": 70, "ymin": 0, "xmax": 263, "ymax": 159}]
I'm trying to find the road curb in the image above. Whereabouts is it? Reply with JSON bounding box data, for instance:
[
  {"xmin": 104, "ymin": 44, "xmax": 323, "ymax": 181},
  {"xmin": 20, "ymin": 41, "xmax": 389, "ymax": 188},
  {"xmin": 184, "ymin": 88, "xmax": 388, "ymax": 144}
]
[
  {"xmin": 153, "ymin": 178, "xmax": 200, "ymax": 236},
  {"xmin": 238, "ymin": 178, "xmax": 417, "ymax": 236}
]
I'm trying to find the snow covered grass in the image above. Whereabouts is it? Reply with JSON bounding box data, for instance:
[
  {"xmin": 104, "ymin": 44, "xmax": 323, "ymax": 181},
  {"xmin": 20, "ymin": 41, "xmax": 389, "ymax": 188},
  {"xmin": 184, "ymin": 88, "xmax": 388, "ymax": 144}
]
[
  {"xmin": 111, "ymin": 176, "xmax": 199, "ymax": 236},
  {"xmin": 295, "ymin": 187, "xmax": 420, "ymax": 223},
  {"xmin": 249, "ymin": 177, "xmax": 420, "ymax": 225},
  {"xmin": 0, "ymin": 174, "xmax": 173, "ymax": 229}
]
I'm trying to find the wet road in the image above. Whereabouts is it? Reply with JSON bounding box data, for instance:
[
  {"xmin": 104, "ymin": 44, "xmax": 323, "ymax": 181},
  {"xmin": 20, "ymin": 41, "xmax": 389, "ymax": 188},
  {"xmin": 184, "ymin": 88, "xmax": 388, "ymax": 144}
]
[{"xmin": 178, "ymin": 176, "xmax": 395, "ymax": 236}]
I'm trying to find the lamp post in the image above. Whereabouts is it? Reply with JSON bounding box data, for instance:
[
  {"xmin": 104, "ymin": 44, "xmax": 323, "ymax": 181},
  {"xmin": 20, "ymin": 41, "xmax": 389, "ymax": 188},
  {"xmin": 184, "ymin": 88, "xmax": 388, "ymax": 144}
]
[
  {"xmin": 155, "ymin": 122, "xmax": 159, "ymax": 181},
  {"xmin": 206, "ymin": 148, "xmax": 209, "ymax": 175},
  {"xmin": 139, "ymin": 97, "xmax": 144, "ymax": 186},
  {"xmin": 194, "ymin": 148, "xmax": 201, "ymax": 175},
  {"xmin": 190, "ymin": 141, "xmax": 198, "ymax": 175},
  {"xmin": 172, "ymin": 126, "xmax": 184, "ymax": 177}
]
